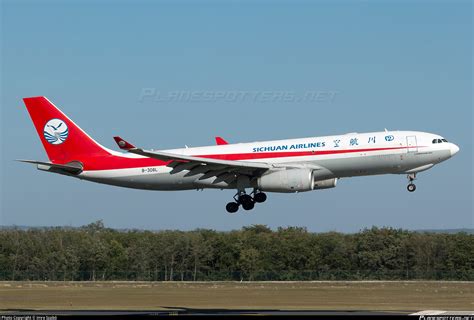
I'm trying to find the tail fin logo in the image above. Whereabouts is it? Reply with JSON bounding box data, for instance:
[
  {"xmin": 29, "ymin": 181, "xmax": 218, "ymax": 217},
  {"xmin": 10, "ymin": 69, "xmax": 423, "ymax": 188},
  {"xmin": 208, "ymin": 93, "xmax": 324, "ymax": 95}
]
[{"xmin": 43, "ymin": 119, "xmax": 69, "ymax": 145}]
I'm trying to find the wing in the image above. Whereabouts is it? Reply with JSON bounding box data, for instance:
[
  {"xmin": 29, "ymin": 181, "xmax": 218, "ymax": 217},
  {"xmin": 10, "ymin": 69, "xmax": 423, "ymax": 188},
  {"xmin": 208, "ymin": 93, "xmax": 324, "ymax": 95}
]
[
  {"xmin": 215, "ymin": 136, "xmax": 229, "ymax": 145},
  {"xmin": 113, "ymin": 136, "xmax": 271, "ymax": 184}
]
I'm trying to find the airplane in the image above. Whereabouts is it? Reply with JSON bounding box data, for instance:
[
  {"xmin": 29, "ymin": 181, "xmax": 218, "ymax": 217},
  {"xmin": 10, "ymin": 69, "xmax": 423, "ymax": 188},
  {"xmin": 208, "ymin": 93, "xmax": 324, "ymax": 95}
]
[{"xmin": 19, "ymin": 96, "xmax": 460, "ymax": 213}]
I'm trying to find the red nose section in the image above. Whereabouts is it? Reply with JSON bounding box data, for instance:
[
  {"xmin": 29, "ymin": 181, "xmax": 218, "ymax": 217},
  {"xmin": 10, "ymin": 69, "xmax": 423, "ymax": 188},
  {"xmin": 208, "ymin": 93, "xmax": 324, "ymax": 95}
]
[{"xmin": 23, "ymin": 96, "xmax": 110, "ymax": 164}]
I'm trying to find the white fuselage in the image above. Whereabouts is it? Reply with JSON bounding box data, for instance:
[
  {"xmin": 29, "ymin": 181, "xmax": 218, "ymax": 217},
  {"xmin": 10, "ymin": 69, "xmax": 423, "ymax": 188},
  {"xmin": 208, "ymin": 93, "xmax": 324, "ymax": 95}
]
[{"xmin": 77, "ymin": 130, "xmax": 459, "ymax": 192}]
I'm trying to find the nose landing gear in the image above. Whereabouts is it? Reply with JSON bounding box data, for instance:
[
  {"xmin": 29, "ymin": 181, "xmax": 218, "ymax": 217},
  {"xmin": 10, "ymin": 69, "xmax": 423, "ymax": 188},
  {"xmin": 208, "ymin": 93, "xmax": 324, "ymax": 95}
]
[
  {"xmin": 406, "ymin": 173, "xmax": 417, "ymax": 192},
  {"xmin": 225, "ymin": 189, "xmax": 267, "ymax": 213}
]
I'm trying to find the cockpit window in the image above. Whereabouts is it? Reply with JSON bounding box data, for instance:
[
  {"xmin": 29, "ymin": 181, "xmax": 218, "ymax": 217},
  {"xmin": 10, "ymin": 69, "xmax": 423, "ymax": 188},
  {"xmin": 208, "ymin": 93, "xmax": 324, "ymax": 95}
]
[
  {"xmin": 432, "ymin": 139, "xmax": 438, "ymax": 144},
  {"xmin": 442, "ymin": 139, "xmax": 448, "ymax": 142},
  {"xmin": 438, "ymin": 139, "xmax": 443, "ymax": 143}
]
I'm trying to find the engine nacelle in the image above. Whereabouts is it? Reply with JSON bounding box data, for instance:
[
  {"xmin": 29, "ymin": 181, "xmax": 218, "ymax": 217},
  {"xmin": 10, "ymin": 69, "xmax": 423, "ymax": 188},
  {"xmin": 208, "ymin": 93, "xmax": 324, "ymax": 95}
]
[
  {"xmin": 257, "ymin": 169, "xmax": 314, "ymax": 193},
  {"xmin": 313, "ymin": 178, "xmax": 338, "ymax": 189}
]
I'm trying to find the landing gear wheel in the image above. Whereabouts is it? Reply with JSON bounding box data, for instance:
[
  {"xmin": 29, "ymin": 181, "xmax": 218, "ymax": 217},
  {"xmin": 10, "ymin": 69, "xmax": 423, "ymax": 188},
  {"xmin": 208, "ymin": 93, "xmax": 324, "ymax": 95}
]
[
  {"xmin": 253, "ymin": 192, "xmax": 267, "ymax": 203},
  {"xmin": 407, "ymin": 184, "xmax": 416, "ymax": 192},
  {"xmin": 238, "ymin": 194, "xmax": 253, "ymax": 206},
  {"xmin": 226, "ymin": 202, "xmax": 239, "ymax": 213},
  {"xmin": 239, "ymin": 194, "xmax": 255, "ymax": 211},
  {"xmin": 242, "ymin": 201, "xmax": 255, "ymax": 211}
]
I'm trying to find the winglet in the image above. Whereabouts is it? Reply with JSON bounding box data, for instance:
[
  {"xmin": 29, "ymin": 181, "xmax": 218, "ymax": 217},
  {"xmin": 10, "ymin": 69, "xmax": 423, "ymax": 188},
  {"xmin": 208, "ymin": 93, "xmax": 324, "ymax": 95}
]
[
  {"xmin": 215, "ymin": 136, "xmax": 229, "ymax": 145},
  {"xmin": 113, "ymin": 136, "xmax": 136, "ymax": 150}
]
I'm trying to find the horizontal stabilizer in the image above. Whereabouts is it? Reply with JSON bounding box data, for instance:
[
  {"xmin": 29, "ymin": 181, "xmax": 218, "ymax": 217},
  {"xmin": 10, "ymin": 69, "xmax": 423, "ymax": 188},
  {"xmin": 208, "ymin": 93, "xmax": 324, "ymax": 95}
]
[{"xmin": 17, "ymin": 159, "xmax": 83, "ymax": 175}]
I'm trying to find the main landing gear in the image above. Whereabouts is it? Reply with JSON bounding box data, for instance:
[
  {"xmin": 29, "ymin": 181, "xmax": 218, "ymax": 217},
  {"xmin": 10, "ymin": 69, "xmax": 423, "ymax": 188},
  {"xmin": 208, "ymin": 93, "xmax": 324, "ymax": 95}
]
[
  {"xmin": 226, "ymin": 189, "xmax": 267, "ymax": 214},
  {"xmin": 407, "ymin": 173, "xmax": 417, "ymax": 192}
]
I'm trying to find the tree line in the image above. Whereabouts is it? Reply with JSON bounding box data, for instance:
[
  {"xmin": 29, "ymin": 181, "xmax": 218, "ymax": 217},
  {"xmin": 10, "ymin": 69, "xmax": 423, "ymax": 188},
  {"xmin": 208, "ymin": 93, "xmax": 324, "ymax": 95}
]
[{"xmin": 0, "ymin": 221, "xmax": 472, "ymax": 281}]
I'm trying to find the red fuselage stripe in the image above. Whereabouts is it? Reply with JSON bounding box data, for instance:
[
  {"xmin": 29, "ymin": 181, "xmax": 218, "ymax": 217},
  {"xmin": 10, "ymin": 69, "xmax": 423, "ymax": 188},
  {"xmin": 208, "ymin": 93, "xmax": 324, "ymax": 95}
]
[{"xmin": 81, "ymin": 146, "xmax": 416, "ymax": 171}]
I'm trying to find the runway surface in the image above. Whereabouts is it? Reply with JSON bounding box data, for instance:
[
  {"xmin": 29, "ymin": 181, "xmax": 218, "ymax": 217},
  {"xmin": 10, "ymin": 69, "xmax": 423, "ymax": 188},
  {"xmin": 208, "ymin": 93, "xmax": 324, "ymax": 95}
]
[
  {"xmin": 2, "ymin": 281, "xmax": 473, "ymax": 317},
  {"xmin": 4, "ymin": 308, "xmax": 474, "ymax": 317},
  {"xmin": 2, "ymin": 308, "xmax": 412, "ymax": 316}
]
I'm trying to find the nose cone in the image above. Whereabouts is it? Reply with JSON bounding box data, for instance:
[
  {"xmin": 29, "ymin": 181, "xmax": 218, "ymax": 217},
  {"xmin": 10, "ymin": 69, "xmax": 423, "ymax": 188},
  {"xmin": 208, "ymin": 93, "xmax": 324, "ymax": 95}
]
[{"xmin": 450, "ymin": 143, "xmax": 460, "ymax": 156}]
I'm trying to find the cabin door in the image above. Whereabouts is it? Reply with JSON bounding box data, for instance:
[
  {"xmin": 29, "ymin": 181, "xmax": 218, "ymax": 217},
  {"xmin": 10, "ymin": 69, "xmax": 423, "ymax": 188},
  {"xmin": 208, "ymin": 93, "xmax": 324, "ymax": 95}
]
[{"xmin": 406, "ymin": 136, "xmax": 418, "ymax": 153}]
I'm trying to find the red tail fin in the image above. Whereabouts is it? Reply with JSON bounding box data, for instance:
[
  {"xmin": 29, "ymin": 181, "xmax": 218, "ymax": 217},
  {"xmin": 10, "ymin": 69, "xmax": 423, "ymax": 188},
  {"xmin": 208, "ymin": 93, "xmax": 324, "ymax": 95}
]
[{"xmin": 23, "ymin": 96, "xmax": 110, "ymax": 164}]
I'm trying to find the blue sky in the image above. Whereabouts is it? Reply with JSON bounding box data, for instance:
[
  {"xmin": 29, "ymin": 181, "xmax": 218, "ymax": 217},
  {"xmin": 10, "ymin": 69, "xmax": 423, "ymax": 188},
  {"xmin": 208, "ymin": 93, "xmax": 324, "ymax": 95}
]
[{"xmin": 1, "ymin": 0, "xmax": 472, "ymax": 232}]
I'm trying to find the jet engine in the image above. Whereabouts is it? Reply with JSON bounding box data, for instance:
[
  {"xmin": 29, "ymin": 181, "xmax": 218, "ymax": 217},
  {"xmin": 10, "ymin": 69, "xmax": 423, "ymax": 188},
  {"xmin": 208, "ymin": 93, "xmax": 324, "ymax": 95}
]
[
  {"xmin": 313, "ymin": 178, "xmax": 338, "ymax": 189},
  {"xmin": 257, "ymin": 169, "xmax": 314, "ymax": 193}
]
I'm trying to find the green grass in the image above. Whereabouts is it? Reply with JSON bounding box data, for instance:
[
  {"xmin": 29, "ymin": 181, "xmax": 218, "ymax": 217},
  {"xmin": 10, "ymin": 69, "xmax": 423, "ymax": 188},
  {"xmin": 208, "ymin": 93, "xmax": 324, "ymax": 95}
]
[{"xmin": 1, "ymin": 281, "xmax": 472, "ymax": 311}]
